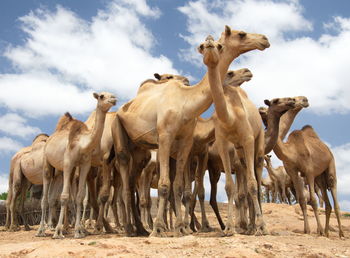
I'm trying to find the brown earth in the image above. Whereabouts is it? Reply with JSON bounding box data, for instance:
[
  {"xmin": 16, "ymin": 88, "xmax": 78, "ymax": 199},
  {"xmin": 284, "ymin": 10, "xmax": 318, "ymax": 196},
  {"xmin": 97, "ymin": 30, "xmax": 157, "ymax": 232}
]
[{"xmin": 0, "ymin": 202, "xmax": 350, "ymax": 257}]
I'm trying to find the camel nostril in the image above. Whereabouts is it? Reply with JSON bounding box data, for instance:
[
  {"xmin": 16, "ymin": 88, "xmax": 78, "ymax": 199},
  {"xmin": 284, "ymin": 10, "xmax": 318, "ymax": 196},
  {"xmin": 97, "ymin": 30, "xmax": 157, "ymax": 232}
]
[{"xmin": 199, "ymin": 44, "xmax": 204, "ymax": 50}]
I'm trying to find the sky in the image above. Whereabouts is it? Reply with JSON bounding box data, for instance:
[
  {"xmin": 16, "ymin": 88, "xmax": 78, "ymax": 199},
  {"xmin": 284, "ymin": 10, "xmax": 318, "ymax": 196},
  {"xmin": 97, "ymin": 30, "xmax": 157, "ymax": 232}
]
[{"xmin": 0, "ymin": 0, "xmax": 349, "ymax": 211}]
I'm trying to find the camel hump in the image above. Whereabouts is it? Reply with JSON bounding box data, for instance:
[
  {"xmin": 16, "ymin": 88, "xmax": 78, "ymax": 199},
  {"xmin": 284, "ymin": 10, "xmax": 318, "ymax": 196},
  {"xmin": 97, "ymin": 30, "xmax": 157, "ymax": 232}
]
[
  {"xmin": 32, "ymin": 133, "xmax": 49, "ymax": 143},
  {"xmin": 68, "ymin": 120, "xmax": 88, "ymax": 148},
  {"xmin": 139, "ymin": 79, "xmax": 159, "ymax": 88},
  {"xmin": 301, "ymin": 124, "xmax": 320, "ymax": 139},
  {"xmin": 55, "ymin": 112, "xmax": 74, "ymax": 131}
]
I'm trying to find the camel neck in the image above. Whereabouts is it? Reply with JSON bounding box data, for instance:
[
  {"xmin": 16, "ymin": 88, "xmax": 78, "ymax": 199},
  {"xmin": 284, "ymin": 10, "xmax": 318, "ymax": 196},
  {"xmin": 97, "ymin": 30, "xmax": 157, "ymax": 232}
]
[
  {"xmin": 86, "ymin": 107, "xmax": 106, "ymax": 152},
  {"xmin": 194, "ymin": 117, "xmax": 215, "ymax": 145},
  {"xmin": 273, "ymin": 137, "xmax": 293, "ymax": 162},
  {"xmin": 264, "ymin": 110, "xmax": 281, "ymax": 154},
  {"xmin": 183, "ymin": 51, "xmax": 238, "ymax": 118},
  {"xmin": 265, "ymin": 160, "xmax": 275, "ymax": 177},
  {"xmin": 279, "ymin": 107, "xmax": 302, "ymax": 140}
]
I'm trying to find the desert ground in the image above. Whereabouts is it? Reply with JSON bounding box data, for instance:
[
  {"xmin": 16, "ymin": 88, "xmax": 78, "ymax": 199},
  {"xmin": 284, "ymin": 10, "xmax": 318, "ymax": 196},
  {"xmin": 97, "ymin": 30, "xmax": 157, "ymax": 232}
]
[{"xmin": 0, "ymin": 202, "xmax": 350, "ymax": 258}]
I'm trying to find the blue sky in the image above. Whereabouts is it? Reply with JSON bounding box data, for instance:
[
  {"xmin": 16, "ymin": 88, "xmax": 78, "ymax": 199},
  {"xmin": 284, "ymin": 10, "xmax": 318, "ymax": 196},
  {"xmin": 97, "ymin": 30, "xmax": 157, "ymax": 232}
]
[{"xmin": 0, "ymin": 0, "xmax": 349, "ymax": 210}]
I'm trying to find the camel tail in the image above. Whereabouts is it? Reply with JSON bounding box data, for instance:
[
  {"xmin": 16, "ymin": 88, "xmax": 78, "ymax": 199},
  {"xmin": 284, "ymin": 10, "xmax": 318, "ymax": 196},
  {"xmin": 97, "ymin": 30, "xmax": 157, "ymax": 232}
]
[{"xmin": 325, "ymin": 158, "xmax": 337, "ymax": 190}]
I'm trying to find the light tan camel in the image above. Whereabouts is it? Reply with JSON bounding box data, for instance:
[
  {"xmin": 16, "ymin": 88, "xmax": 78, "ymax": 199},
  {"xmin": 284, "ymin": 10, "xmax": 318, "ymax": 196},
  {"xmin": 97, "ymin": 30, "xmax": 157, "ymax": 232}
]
[
  {"xmin": 264, "ymin": 154, "xmax": 291, "ymax": 203},
  {"xmin": 273, "ymin": 98, "xmax": 344, "ymax": 237},
  {"xmin": 189, "ymin": 68, "xmax": 253, "ymax": 232},
  {"xmin": 200, "ymin": 31, "xmax": 274, "ymax": 235},
  {"xmin": 261, "ymin": 174, "xmax": 275, "ymax": 203},
  {"xmin": 112, "ymin": 26, "xmax": 269, "ymax": 237},
  {"xmin": 36, "ymin": 92, "xmax": 116, "ymax": 239}
]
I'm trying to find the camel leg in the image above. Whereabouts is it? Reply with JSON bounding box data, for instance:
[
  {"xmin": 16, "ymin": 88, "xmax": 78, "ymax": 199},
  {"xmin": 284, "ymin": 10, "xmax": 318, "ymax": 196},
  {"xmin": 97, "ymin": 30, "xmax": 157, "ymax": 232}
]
[
  {"xmin": 235, "ymin": 168, "xmax": 249, "ymax": 234},
  {"xmin": 95, "ymin": 162, "xmax": 113, "ymax": 234},
  {"xmin": 111, "ymin": 170, "xmax": 122, "ymax": 231},
  {"xmin": 327, "ymin": 160, "xmax": 344, "ymax": 237},
  {"xmin": 150, "ymin": 133, "xmax": 174, "ymax": 237},
  {"xmin": 173, "ymin": 135, "xmax": 193, "ymax": 237},
  {"xmin": 52, "ymin": 159, "xmax": 74, "ymax": 239},
  {"xmin": 208, "ymin": 167, "xmax": 225, "ymax": 230},
  {"xmin": 315, "ymin": 176, "xmax": 332, "ymax": 237},
  {"xmin": 19, "ymin": 180, "xmax": 31, "ymax": 231},
  {"xmin": 307, "ymin": 175, "xmax": 324, "ymax": 235},
  {"xmin": 189, "ymin": 170, "xmax": 199, "ymax": 232},
  {"xmin": 196, "ymin": 152, "xmax": 212, "ymax": 232},
  {"xmin": 74, "ymin": 161, "xmax": 92, "ymax": 238},
  {"xmin": 215, "ymin": 137, "xmax": 235, "ymax": 236},
  {"xmin": 139, "ymin": 156, "xmax": 156, "ymax": 232},
  {"xmin": 286, "ymin": 167, "xmax": 310, "ymax": 234},
  {"xmin": 9, "ymin": 162, "xmax": 22, "ymax": 232},
  {"xmin": 315, "ymin": 184, "xmax": 324, "ymax": 208},
  {"xmin": 36, "ymin": 160, "xmax": 54, "ymax": 237},
  {"xmin": 5, "ymin": 168, "xmax": 14, "ymax": 230}
]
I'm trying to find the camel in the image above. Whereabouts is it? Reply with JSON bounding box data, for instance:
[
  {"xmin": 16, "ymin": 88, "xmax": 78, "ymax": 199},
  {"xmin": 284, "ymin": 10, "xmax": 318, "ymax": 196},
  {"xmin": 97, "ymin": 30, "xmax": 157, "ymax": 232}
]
[
  {"xmin": 273, "ymin": 97, "xmax": 344, "ymax": 237},
  {"xmin": 189, "ymin": 68, "xmax": 253, "ymax": 232},
  {"xmin": 264, "ymin": 155, "xmax": 291, "ymax": 203},
  {"xmin": 261, "ymin": 175, "xmax": 276, "ymax": 203},
  {"xmin": 36, "ymin": 92, "xmax": 116, "ymax": 239},
  {"xmin": 5, "ymin": 134, "xmax": 53, "ymax": 231},
  {"xmin": 199, "ymin": 33, "xmax": 269, "ymax": 235},
  {"xmin": 112, "ymin": 26, "xmax": 269, "ymax": 237}
]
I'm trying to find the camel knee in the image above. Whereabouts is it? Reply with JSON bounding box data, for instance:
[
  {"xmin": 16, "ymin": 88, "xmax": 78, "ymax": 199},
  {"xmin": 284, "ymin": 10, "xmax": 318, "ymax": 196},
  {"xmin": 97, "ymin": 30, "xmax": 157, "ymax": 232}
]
[
  {"xmin": 183, "ymin": 190, "xmax": 192, "ymax": 203},
  {"xmin": 60, "ymin": 194, "xmax": 69, "ymax": 205},
  {"xmin": 225, "ymin": 184, "xmax": 234, "ymax": 197},
  {"xmin": 139, "ymin": 197, "xmax": 147, "ymax": 208},
  {"xmin": 256, "ymin": 156, "xmax": 264, "ymax": 168}
]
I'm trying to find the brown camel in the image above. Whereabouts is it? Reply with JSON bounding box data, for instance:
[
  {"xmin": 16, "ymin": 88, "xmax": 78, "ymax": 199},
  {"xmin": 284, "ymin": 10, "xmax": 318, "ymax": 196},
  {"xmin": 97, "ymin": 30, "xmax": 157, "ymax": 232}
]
[
  {"xmin": 112, "ymin": 26, "xmax": 269, "ymax": 237},
  {"xmin": 36, "ymin": 92, "xmax": 116, "ymax": 239},
  {"xmin": 273, "ymin": 97, "xmax": 344, "ymax": 237},
  {"xmin": 261, "ymin": 174, "xmax": 276, "ymax": 203}
]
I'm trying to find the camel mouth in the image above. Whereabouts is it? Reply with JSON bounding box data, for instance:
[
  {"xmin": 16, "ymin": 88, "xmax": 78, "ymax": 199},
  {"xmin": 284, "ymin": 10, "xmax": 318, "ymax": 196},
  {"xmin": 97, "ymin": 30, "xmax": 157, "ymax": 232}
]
[
  {"xmin": 109, "ymin": 99, "xmax": 117, "ymax": 105},
  {"xmin": 257, "ymin": 40, "xmax": 270, "ymax": 50}
]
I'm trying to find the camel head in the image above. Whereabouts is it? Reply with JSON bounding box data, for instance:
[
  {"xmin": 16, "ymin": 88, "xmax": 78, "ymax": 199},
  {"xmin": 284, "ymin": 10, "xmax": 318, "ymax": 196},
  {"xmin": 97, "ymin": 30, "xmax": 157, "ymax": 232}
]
[
  {"xmin": 258, "ymin": 107, "xmax": 268, "ymax": 126},
  {"xmin": 198, "ymin": 35, "xmax": 224, "ymax": 68},
  {"xmin": 223, "ymin": 68, "xmax": 253, "ymax": 87},
  {"xmin": 264, "ymin": 97, "xmax": 296, "ymax": 115},
  {"xmin": 264, "ymin": 154, "xmax": 272, "ymax": 163},
  {"xmin": 293, "ymin": 96, "xmax": 309, "ymax": 109},
  {"xmin": 93, "ymin": 92, "xmax": 117, "ymax": 112},
  {"xmin": 154, "ymin": 73, "xmax": 190, "ymax": 86},
  {"xmin": 218, "ymin": 25, "xmax": 270, "ymax": 57}
]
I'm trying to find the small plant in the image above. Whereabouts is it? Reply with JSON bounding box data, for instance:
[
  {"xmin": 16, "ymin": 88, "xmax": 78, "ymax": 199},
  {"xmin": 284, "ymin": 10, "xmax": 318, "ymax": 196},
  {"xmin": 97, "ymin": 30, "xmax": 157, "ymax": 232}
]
[
  {"xmin": 343, "ymin": 213, "xmax": 350, "ymax": 218},
  {"xmin": 0, "ymin": 192, "xmax": 8, "ymax": 200}
]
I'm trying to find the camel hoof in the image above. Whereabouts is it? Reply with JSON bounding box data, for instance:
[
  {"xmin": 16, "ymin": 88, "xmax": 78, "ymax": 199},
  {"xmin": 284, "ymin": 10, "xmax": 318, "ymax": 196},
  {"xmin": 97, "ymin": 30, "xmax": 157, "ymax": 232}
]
[
  {"xmin": 200, "ymin": 223, "xmax": 214, "ymax": 233},
  {"xmin": 74, "ymin": 228, "xmax": 86, "ymax": 239},
  {"xmin": 223, "ymin": 222, "xmax": 235, "ymax": 236},
  {"xmin": 235, "ymin": 227, "xmax": 246, "ymax": 234},
  {"xmin": 24, "ymin": 225, "xmax": 31, "ymax": 231},
  {"xmin": 52, "ymin": 232, "xmax": 65, "ymax": 239},
  {"xmin": 184, "ymin": 224, "xmax": 193, "ymax": 235},
  {"xmin": 36, "ymin": 228, "xmax": 46, "ymax": 237},
  {"xmin": 150, "ymin": 222, "xmax": 167, "ymax": 238},
  {"xmin": 8, "ymin": 225, "xmax": 20, "ymax": 232}
]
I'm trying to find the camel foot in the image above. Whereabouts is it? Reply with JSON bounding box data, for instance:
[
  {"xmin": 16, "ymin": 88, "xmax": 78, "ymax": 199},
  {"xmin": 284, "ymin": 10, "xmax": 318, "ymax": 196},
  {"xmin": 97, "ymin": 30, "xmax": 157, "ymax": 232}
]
[
  {"xmin": 339, "ymin": 230, "xmax": 345, "ymax": 238},
  {"xmin": 36, "ymin": 226, "xmax": 47, "ymax": 237},
  {"xmin": 52, "ymin": 228, "xmax": 65, "ymax": 239},
  {"xmin": 235, "ymin": 226, "xmax": 246, "ymax": 234},
  {"xmin": 246, "ymin": 224, "xmax": 256, "ymax": 235},
  {"xmin": 255, "ymin": 225, "xmax": 269, "ymax": 236},
  {"xmin": 8, "ymin": 225, "xmax": 20, "ymax": 232},
  {"xmin": 103, "ymin": 219, "xmax": 114, "ymax": 234},
  {"xmin": 317, "ymin": 227, "xmax": 324, "ymax": 236},
  {"xmin": 223, "ymin": 223, "xmax": 235, "ymax": 237},
  {"xmin": 125, "ymin": 224, "xmax": 137, "ymax": 237},
  {"xmin": 183, "ymin": 224, "xmax": 193, "ymax": 235},
  {"xmin": 200, "ymin": 222, "xmax": 214, "ymax": 233},
  {"xmin": 304, "ymin": 228, "xmax": 311, "ymax": 234},
  {"xmin": 150, "ymin": 221, "xmax": 167, "ymax": 238},
  {"xmin": 93, "ymin": 225, "xmax": 103, "ymax": 235},
  {"xmin": 115, "ymin": 225, "xmax": 124, "ymax": 233},
  {"xmin": 24, "ymin": 225, "xmax": 31, "ymax": 231},
  {"xmin": 174, "ymin": 223, "xmax": 191, "ymax": 237},
  {"xmin": 74, "ymin": 227, "xmax": 87, "ymax": 239},
  {"xmin": 85, "ymin": 219, "xmax": 94, "ymax": 229},
  {"xmin": 136, "ymin": 224, "xmax": 150, "ymax": 236}
]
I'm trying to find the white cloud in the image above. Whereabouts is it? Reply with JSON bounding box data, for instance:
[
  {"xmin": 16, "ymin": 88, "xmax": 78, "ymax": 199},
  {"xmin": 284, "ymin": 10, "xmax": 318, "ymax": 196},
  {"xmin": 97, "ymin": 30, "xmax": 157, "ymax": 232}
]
[
  {"xmin": 0, "ymin": 1, "xmax": 178, "ymax": 117},
  {"xmin": 0, "ymin": 137, "xmax": 23, "ymax": 154},
  {"xmin": 0, "ymin": 174, "xmax": 8, "ymax": 193},
  {"xmin": 331, "ymin": 143, "xmax": 350, "ymax": 196},
  {"xmin": 339, "ymin": 200, "xmax": 350, "ymax": 212},
  {"xmin": 0, "ymin": 113, "xmax": 41, "ymax": 138},
  {"xmin": 178, "ymin": 0, "xmax": 350, "ymax": 114}
]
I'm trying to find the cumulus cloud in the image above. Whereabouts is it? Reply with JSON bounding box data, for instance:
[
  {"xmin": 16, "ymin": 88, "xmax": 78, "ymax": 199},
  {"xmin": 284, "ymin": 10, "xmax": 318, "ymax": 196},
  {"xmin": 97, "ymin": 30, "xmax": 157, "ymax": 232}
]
[
  {"xmin": 0, "ymin": 137, "xmax": 23, "ymax": 154},
  {"xmin": 331, "ymin": 143, "xmax": 350, "ymax": 196},
  {"xmin": 178, "ymin": 0, "xmax": 350, "ymax": 114},
  {"xmin": 0, "ymin": 174, "xmax": 8, "ymax": 193},
  {"xmin": 0, "ymin": 0, "xmax": 178, "ymax": 117},
  {"xmin": 0, "ymin": 113, "xmax": 41, "ymax": 138}
]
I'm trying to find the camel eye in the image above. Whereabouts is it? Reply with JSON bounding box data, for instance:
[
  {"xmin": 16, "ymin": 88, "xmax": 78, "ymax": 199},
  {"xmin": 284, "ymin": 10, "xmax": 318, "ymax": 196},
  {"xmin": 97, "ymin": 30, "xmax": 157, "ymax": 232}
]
[
  {"xmin": 217, "ymin": 44, "xmax": 223, "ymax": 51},
  {"xmin": 167, "ymin": 76, "xmax": 173, "ymax": 79},
  {"xmin": 228, "ymin": 71, "xmax": 234, "ymax": 77},
  {"xmin": 100, "ymin": 94, "xmax": 104, "ymax": 99},
  {"xmin": 238, "ymin": 31, "xmax": 246, "ymax": 39}
]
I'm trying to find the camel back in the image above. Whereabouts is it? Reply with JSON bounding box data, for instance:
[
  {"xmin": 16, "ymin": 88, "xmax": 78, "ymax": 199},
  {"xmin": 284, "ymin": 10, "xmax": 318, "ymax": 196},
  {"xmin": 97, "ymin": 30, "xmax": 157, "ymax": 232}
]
[{"xmin": 55, "ymin": 112, "xmax": 74, "ymax": 131}]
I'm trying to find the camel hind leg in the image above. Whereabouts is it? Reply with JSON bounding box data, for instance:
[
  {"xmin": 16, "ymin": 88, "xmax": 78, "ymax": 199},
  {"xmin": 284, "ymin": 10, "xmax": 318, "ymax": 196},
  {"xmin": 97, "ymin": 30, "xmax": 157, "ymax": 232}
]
[
  {"xmin": 315, "ymin": 175, "xmax": 332, "ymax": 237},
  {"xmin": 327, "ymin": 159, "xmax": 344, "ymax": 238}
]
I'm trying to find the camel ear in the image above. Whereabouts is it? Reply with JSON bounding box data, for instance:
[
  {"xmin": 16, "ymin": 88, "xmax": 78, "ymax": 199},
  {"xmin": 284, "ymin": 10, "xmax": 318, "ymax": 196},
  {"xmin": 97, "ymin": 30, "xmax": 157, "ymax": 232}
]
[
  {"xmin": 93, "ymin": 92, "xmax": 99, "ymax": 99},
  {"xmin": 264, "ymin": 99, "xmax": 271, "ymax": 106},
  {"xmin": 225, "ymin": 25, "xmax": 231, "ymax": 37},
  {"xmin": 154, "ymin": 73, "xmax": 161, "ymax": 80}
]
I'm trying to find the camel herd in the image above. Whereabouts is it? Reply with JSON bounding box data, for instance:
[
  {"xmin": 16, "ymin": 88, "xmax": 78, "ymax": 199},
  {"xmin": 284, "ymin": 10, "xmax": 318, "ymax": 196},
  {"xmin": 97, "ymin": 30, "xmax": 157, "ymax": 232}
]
[{"xmin": 3, "ymin": 26, "xmax": 344, "ymax": 239}]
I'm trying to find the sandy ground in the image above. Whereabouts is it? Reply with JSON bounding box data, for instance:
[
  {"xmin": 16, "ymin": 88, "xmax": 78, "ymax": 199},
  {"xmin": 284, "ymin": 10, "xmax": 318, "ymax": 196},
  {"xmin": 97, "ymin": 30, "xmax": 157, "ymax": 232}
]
[{"xmin": 0, "ymin": 202, "xmax": 350, "ymax": 258}]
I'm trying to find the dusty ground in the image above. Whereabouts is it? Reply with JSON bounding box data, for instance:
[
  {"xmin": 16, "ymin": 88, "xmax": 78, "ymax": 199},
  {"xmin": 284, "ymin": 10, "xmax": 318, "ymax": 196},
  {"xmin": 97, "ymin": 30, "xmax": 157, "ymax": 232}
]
[{"xmin": 0, "ymin": 202, "xmax": 350, "ymax": 257}]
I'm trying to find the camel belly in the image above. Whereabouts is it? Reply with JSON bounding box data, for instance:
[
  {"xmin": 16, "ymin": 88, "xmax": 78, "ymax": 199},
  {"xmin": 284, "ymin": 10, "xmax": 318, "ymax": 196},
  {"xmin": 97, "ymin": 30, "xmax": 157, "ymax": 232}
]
[{"xmin": 21, "ymin": 158, "xmax": 43, "ymax": 185}]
